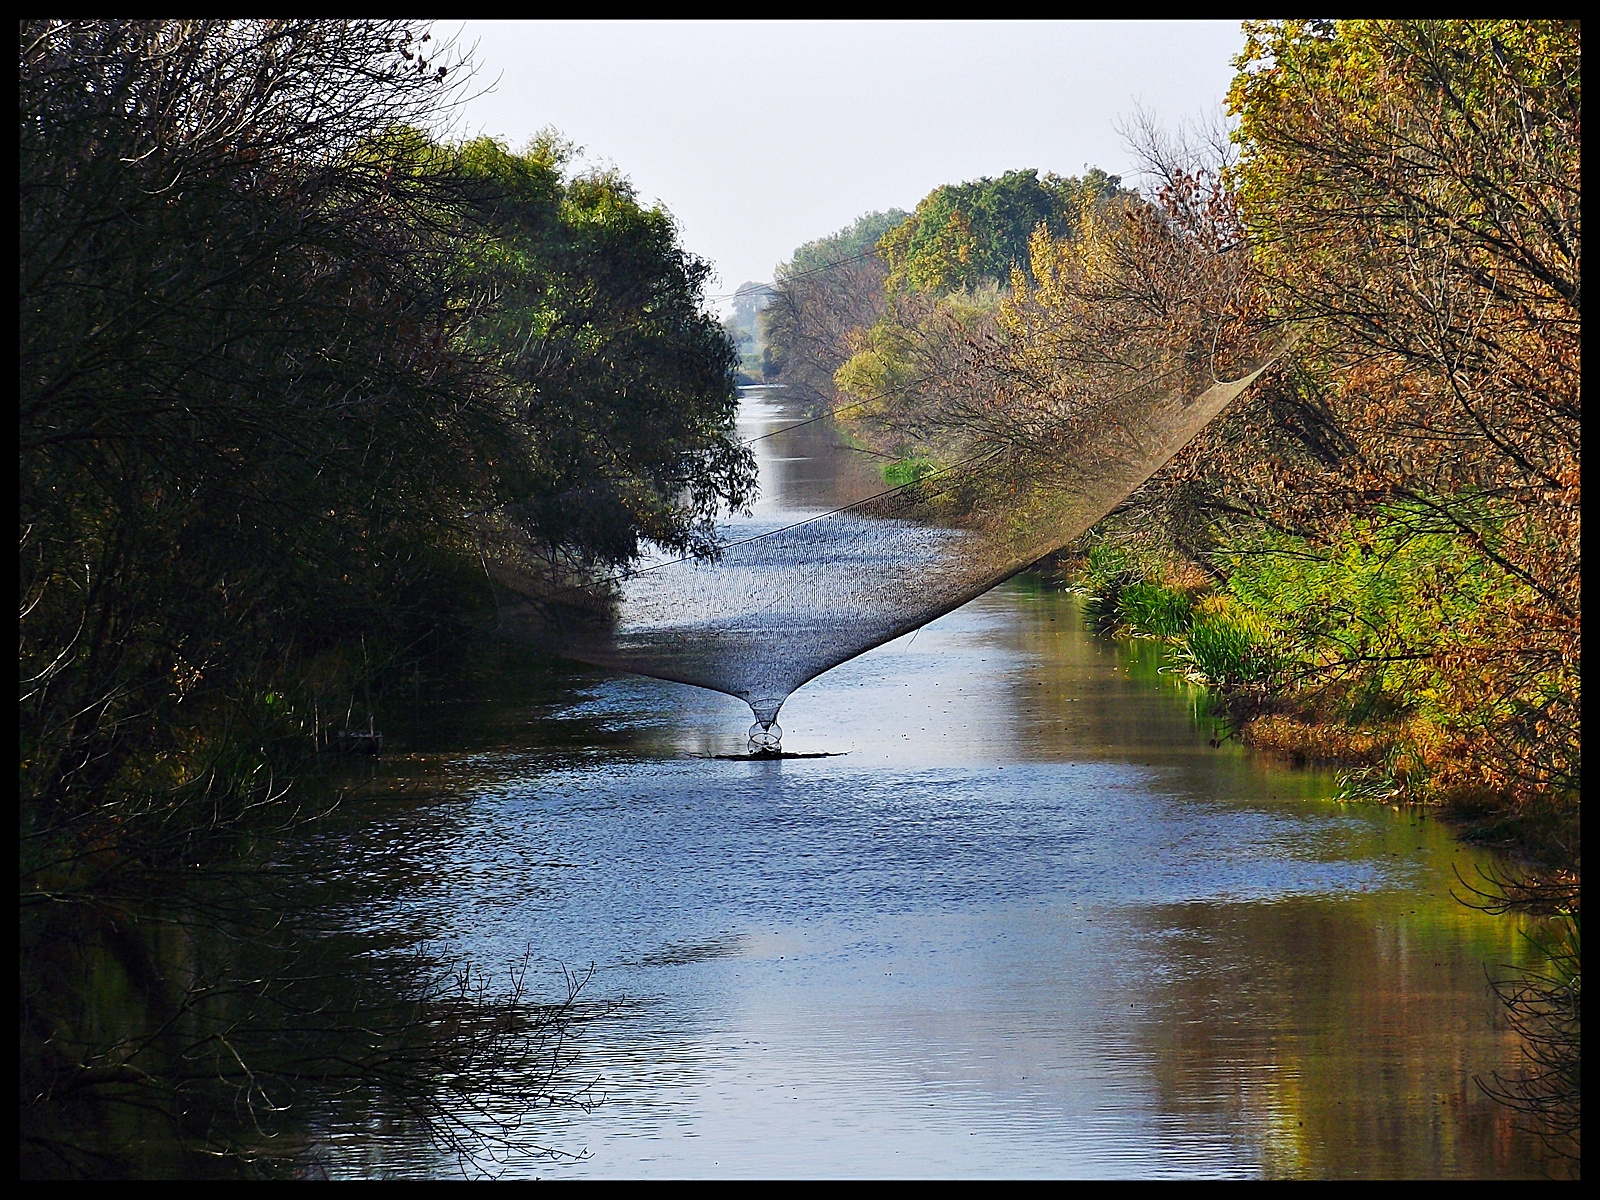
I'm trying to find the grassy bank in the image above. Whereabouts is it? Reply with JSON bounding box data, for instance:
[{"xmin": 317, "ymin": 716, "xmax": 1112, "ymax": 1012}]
[
  {"xmin": 1058, "ymin": 530, "xmax": 1579, "ymax": 876},
  {"xmin": 1055, "ymin": 525, "xmax": 1579, "ymax": 1167}
]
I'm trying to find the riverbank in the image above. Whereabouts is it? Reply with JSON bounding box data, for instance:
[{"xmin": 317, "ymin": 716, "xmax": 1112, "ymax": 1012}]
[
  {"xmin": 1039, "ymin": 544, "xmax": 1580, "ymax": 880},
  {"xmin": 1038, "ymin": 541, "xmax": 1579, "ymax": 1170}
]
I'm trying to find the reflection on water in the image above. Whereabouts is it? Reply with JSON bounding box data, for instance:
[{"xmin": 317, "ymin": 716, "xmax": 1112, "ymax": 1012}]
[
  {"xmin": 312, "ymin": 391, "xmax": 1555, "ymax": 1178},
  {"xmin": 740, "ymin": 388, "xmax": 884, "ymax": 517}
]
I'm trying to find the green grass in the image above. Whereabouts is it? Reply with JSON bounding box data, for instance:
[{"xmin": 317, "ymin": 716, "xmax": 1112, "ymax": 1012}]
[
  {"xmin": 1116, "ymin": 582, "xmax": 1193, "ymax": 639},
  {"xmin": 883, "ymin": 457, "xmax": 938, "ymax": 488},
  {"xmin": 1173, "ymin": 607, "xmax": 1281, "ymax": 689}
]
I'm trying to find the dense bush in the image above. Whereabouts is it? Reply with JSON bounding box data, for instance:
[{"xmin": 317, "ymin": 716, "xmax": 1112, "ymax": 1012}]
[
  {"xmin": 19, "ymin": 20, "xmax": 753, "ymax": 846},
  {"xmin": 1052, "ymin": 23, "xmax": 1579, "ymax": 850}
]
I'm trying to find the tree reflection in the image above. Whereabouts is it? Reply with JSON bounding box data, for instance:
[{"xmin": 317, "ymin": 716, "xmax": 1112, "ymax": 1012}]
[
  {"xmin": 21, "ymin": 757, "xmax": 599, "ymax": 1179},
  {"xmin": 1131, "ymin": 896, "xmax": 1567, "ymax": 1179}
]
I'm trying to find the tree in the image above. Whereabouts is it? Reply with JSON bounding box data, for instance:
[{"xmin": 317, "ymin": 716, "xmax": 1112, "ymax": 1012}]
[
  {"xmin": 19, "ymin": 22, "xmax": 755, "ymax": 1173},
  {"xmin": 761, "ymin": 211, "xmax": 908, "ymax": 414},
  {"xmin": 21, "ymin": 18, "xmax": 497, "ymax": 847},
  {"xmin": 19, "ymin": 19, "xmax": 520, "ymax": 1173},
  {"xmin": 1227, "ymin": 19, "xmax": 1580, "ymax": 805},
  {"xmin": 455, "ymin": 136, "xmax": 754, "ymax": 569},
  {"xmin": 878, "ymin": 169, "xmax": 1127, "ymax": 295},
  {"xmin": 831, "ymin": 169, "xmax": 1136, "ymax": 444}
]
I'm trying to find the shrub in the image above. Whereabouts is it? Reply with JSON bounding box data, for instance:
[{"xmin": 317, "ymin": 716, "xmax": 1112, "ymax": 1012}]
[
  {"xmin": 1174, "ymin": 601, "xmax": 1281, "ymax": 690},
  {"xmin": 1116, "ymin": 582, "xmax": 1193, "ymax": 639},
  {"xmin": 1080, "ymin": 543, "xmax": 1142, "ymax": 629},
  {"xmin": 884, "ymin": 457, "xmax": 938, "ymax": 488}
]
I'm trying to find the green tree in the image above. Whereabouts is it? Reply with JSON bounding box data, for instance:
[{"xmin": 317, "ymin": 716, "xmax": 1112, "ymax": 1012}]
[
  {"xmin": 20, "ymin": 20, "xmax": 499, "ymax": 846},
  {"xmin": 455, "ymin": 136, "xmax": 754, "ymax": 567},
  {"xmin": 19, "ymin": 19, "xmax": 516, "ymax": 1173},
  {"xmin": 832, "ymin": 168, "xmax": 1137, "ymax": 464},
  {"xmin": 20, "ymin": 22, "xmax": 755, "ymax": 1173},
  {"xmin": 878, "ymin": 168, "xmax": 1126, "ymax": 295},
  {"xmin": 789, "ymin": 209, "xmax": 909, "ymax": 274}
]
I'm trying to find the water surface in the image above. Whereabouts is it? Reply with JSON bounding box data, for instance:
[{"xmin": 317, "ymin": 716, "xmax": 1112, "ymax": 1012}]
[{"xmin": 316, "ymin": 389, "xmax": 1551, "ymax": 1178}]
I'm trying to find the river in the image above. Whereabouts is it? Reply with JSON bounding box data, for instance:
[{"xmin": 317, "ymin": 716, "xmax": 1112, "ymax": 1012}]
[{"xmin": 310, "ymin": 387, "xmax": 1552, "ymax": 1178}]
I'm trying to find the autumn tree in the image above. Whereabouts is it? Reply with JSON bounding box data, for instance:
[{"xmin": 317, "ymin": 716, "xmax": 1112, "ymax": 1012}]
[
  {"xmin": 1226, "ymin": 19, "xmax": 1580, "ymax": 808},
  {"xmin": 761, "ymin": 210, "xmax": 906, "ymax": 413},
  {"xmin": 833, "ymin": 170, "xmax": 1136, "ymax": 451}
]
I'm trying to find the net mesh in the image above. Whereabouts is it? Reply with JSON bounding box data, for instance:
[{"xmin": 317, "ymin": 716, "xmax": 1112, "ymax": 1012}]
[{"xmin": 484, "ymin": 344, "xmax": 1281, "ymax": 746}]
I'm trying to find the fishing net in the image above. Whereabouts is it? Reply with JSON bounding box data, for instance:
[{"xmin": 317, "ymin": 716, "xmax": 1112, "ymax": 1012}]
[{"xmin": 483, "ymin": 340, "xmax": 1283, "ymax": 750}]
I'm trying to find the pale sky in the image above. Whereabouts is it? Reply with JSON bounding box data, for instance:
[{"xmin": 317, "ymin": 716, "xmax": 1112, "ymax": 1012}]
[{"xmin": 442, "ymin": 20, "xmax": 1247, "ymax": 312}]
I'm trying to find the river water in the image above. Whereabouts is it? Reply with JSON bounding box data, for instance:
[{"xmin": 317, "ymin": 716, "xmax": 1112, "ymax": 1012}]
[{"xmin": 316, "ymin": 388, "xmax": 1551, "ymax": 1178}]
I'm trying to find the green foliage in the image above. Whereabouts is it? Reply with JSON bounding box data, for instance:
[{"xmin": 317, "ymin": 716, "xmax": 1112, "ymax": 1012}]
[
  {"xmin": 1174, "ymin": 604, "xmax": 1283, "ymax": 690},
  {"xmin": 833, "ymin": 168, "xmax": 1128, "ymax": 451},
  {"xmin": 17, "ymin": 24, "xmax": 753, "ymax": 894},
  {"xmin": 455, "ymin": 135, "xmax": 755, "ymax": 565},
  {"xmin": 1116, "ymin": 583, "xmax": 1193, "ymax": 640},
  {"xmin": 20, "ymin": 21, "xmax": 758, "ymax": 1174},
  {"xmin": 833, "ymin": 280, "xmax": 1002, "ymax": 408},
  {"xmin": 878, "ymin": 169, "xmax": 1126, "ymax": 295},
  {"xmin": 1223, "ymin": 19, "xmax": 1579, "ymax": 811},
  {"xmin": 1215, "ymin": 503, "xmax": 1532, "ymax": 723},
  {"xmin": 788, "ymin": 210, "xmax": 910, "ymax": 275},
  {"xmin": 1077, "ymin": 543, "xmax": 1131, "ymax": 628},
  {"xmin": 1077, "ymin": 543, "xmax": 1185, "ymax": 634},
  {"xmin": 882, "ymin": 457, "xmax": 938, "ymax": 488},
  {"xmin": 1082, "ymin": 543, "xmax": 1138, "ymax": 596},
  {"xmin": 1075, "ymin": 538, "xmax": 1277, "ymax": 691},
  {"xmin": 1083, "ymin": 502, "xmax": 1548, "ymax": 717},
  {"xmin": 21, "ymin": 22, "xmax": 500, "ymax": 846}
]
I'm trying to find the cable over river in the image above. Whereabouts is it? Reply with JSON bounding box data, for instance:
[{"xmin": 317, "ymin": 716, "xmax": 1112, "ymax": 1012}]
[{"xmin": 310, "ymin": 388, "xmax": 1556, "ymax": 1178}]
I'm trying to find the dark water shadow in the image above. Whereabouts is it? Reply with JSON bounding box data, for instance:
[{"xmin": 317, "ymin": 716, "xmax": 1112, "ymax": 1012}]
[{"xmin": 699, "ymin": 750, "xmax": 847, "ymax": 761}]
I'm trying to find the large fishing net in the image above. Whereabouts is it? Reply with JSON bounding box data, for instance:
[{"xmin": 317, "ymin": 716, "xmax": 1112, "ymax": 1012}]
[{"xmin": 484, "ymin": 340, "xmax": 1283, "ymax": 751}]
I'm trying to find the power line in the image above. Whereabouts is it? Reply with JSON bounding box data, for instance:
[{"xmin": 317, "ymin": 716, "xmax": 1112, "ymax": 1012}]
[
  {"xmin": 652, "ymin": 352, "xmax": 1235, "ymax": 572},
  {"xmin": 702, "ymin": 248, "xmax": 880, "ymax": 301},
  {"xmin": 624, "ymin": 443, "xmax": 1008, "ymax": 577},
  {"xmin": 737, "ymin": 383, "xmax": 914, "ymax": 446}
]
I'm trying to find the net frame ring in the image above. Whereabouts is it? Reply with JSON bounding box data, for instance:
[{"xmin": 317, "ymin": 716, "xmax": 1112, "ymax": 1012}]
[
  {"xmin": 747, "ymin": 721, "xmax": 783, "ymax": 752},
  {"xmin": 747, "ymin": 697, "xmax": 785, "ymax": 752}
]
